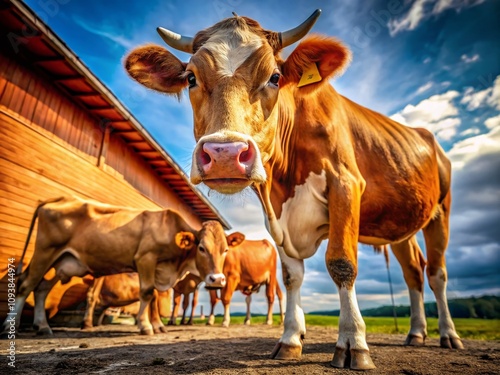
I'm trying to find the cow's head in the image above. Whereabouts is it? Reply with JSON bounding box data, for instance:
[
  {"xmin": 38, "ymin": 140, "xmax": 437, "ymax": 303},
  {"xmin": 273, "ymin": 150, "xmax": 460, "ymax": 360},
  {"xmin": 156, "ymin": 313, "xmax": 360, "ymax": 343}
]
[
  {"xmin": 188, "ymin": 221, "xmax": 245, "ymax": 289},
  {"xmin": 126, "ymin": 9, "xmax": 350, "ymax": 194}
]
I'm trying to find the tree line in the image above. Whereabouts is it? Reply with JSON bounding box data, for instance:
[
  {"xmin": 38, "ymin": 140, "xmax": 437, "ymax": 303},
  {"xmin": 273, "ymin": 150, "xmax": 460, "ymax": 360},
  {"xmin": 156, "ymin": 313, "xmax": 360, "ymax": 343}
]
[{"xmin": 309, "ymin": 295, "xmax": 500, "ymax": 319}]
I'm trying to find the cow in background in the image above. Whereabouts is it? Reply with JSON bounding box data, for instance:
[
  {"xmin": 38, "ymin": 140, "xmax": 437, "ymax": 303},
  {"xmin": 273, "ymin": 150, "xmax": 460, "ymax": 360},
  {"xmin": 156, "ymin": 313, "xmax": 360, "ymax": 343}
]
[
  {"xmin": 208, "ymin": 234, "xmax": 284, "ymax": 327},
  {"xmin": 168, "ymin": 273, "xmax": 202, "ymax": 325},
  {"xmin": 82, "ymin": 273, "xmax": 171, "ymax": 330},
  {"xmin": 1, "ymin": 196, "xmax": 229, "ymax": 337},
  {"xmin": 125, "ymin": 8, "xmax": 464, "ymax": 369}
]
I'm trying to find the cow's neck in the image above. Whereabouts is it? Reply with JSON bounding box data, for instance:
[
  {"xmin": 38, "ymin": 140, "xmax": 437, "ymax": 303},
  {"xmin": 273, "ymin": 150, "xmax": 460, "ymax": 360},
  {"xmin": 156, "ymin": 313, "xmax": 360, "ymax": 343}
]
[{"xmin": 256, "ymin": 84, "xmax": 343, "ymax": 247}]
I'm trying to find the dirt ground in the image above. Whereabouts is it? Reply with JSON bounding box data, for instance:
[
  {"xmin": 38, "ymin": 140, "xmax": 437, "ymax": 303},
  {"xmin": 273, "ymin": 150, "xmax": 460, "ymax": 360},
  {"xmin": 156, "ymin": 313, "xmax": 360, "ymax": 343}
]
[{"xmin": 1, "ymin": 323, "xmax": 499, "ymax": 374}]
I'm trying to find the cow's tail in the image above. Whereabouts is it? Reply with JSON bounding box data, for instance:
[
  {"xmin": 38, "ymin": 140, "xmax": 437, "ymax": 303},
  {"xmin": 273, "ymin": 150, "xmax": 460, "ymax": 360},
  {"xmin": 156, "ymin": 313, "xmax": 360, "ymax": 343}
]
[
  {"xmin": 16, "ymin": 197, "xmax": 65, "ymax": 276},
  {"xmin": 275, "ymin": 280, "xmax": 285, "ymax": 323},
  {"xmin": 373, "ymin": 244, "xmax": 390, "ymax": 269}
]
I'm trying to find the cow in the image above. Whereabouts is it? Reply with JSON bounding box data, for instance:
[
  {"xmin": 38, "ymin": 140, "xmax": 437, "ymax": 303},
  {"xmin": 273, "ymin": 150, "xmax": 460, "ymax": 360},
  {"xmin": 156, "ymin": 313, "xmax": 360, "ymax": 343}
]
[
  {"xmin": 82, "ymin": 273, "xmax": 171, "ymax": 330},
  {"xmin": 124, "ymin": 9, "xmax": 464, "ymax": 369},
  {"xmin": 207, "ymin": 234, "xmax": 284, "ymax": 327},
  {"xmin": 1, "ymin": 196, "xmax": 231, "ymax": 337},
  {"xmin": 168, "ymin": 273, "xmax": 202, "ymax": 325}
]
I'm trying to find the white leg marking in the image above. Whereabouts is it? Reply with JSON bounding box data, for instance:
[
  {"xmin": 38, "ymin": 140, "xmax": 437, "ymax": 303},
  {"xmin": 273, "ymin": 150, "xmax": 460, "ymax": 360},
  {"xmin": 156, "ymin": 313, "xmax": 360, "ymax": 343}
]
[
  {"xmin": 137, "ymin": 299, "xmax": 152, "ymax": 334},
  {"xmin": 245, "ymin": 295, "xmax": 251, "ymax": 325},
  {"xmin": 222, "ymin": 303, "xmax": 231, "ymax": 327},
  {"xmin": 337, "ymin": 287, "xmax": 369, "ymax": 351},
  {"xmin": 429, "ymin": 268, "xmax": 460, "ymax": 339},
  {"xmin": 408, "ymin": 288, "xmax": 427, "ymax": 338},
  {"xmin": 278, "ymin": 246, "xmax": 306, "ymax": 347}
]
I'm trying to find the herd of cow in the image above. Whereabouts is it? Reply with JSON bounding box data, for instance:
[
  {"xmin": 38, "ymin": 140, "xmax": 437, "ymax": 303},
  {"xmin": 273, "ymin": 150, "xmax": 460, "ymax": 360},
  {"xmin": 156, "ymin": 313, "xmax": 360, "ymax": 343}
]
[
  {"xmin": 2, "ymin": 196, "xmax": 283, "ymax": 337},
  {"xmin": 2, "ymin": 9, "xmax": 466, "ymax": 371}
]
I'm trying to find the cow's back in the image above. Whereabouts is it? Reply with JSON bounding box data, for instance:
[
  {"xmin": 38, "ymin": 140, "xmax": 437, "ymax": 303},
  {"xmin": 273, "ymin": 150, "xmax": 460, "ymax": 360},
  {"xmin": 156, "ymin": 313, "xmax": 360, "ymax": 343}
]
[{"xmin": 342, "ymin": 98, "xmax": 448, "ymax": 242}]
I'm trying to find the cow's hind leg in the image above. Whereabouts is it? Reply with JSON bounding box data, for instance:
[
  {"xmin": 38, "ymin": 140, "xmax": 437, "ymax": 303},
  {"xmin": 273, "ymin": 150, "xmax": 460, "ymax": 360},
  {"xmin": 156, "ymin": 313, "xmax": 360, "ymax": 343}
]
[
  {"xmin": 188, "ymin": 289, "xmax": 198, "ymax": 325},
  {"xmin": 270, "ymin": 246, "xmax": 305, "ymax": 360},
  {"xmin": 423, "ymin": 194, "xmax": 463, "ymax": 349},
  {"xmin": 168, "ymin": 290, "xmax": 182, "ymax": 325},
  {"xmin": 82, "ymin": 277, "xmax": 104, "ymax": 330},
  {"xmin": 391, "ymin": 236, "xmax": 427, "ymax": 346},
  {"xmin": 1, "ymin": 249, "xmax": 58, "ymax": 337},
  {"xmin": 32, "ymin": 274, "xmax": 61, "ymax": 336},
  {"xmin": 180, "ymin": 293, "xmax": 190, "ymax": 325}
]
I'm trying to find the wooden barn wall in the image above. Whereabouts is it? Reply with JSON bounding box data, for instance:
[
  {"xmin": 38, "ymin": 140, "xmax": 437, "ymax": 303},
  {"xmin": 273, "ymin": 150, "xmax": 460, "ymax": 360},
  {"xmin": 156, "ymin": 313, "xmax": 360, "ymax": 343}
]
[{"xmin": 0, "ymin": 49, "xmax": 199, "ymax": 318}]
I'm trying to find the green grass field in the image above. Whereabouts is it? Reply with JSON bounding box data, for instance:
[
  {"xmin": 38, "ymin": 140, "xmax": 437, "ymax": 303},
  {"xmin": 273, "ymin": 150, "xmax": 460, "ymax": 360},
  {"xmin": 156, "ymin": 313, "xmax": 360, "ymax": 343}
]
[{"xmin": 176, "ymin": 315, "xmax": 500, "ymax": 341}]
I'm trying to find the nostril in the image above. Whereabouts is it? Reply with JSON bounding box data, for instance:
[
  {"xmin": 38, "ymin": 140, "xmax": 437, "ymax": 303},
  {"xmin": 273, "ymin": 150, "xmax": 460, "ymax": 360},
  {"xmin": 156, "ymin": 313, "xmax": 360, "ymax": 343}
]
[
  {"xmin": 238, "ymin": 144, "xmax": 253, "ymax": 163},
  {"xmin": 200, "ymin": 148, "xmax": 212, "ymax": 166},
  {"xmin": 209, "ymin": 275, "xmax": 216, "ymax": 283}
]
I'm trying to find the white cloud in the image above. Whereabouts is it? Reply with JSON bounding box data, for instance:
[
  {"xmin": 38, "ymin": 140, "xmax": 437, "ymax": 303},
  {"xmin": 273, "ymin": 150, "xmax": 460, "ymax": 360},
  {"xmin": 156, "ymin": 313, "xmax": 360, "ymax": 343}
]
[
  {"xmin": 447, "ymin": 126, "xmax": 500, "ymax": 170},
  {"xmin": 73, "ymin": 16, "xmax": 137, "ymax": 50},
  {"xmin": 388, "ymin": 0, "xmax": 427, "ymax": 36},
  {"xmin": 485, "ymin": 114, "xmax": 500, "ymax": 130},
  {"xmin": 388, "ymin": 0, "xmax": 485, "ymax": 36},
  {"xmin": 416, "ymin": 81, "xmax": 434, "ymax": 95},
  {"xmin": 390, "ymin": 90, "xmax": 461, "ymax": 140},
  {"xmin": 460, "ymin": 127, "xmax": 480, "ymax": 136},
  {"xmin": 461, "ymin": 75, "xmax": 500, "ymax": 111},
  {"xmin": 461, "ymin": 53, "xmax": 480, "ymax": 63}
]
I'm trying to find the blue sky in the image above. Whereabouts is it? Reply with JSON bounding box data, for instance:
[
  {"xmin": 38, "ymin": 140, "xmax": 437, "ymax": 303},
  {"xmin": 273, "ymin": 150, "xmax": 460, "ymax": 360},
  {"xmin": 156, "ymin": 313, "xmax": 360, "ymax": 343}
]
[{"xmin": 23, "ymin": 0, "xmax": 500, "ymax": 316}]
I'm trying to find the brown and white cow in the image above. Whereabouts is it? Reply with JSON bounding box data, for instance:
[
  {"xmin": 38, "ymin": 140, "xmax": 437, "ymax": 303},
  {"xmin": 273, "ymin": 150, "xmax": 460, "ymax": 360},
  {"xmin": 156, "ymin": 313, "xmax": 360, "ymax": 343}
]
[
  {"xmin": 82, "ymin": 273, "xmax": 171, "ymax": 330},
  {"xmin": 168, "ymin": 273, "xmax": 202, "ymax": 325},
  {"xmin": 125, "ymin": 9, "xmax": 463, "ymax": 369},
  {"xmin": 207, "ymin": 234, "xmax": 284, "ymax": 327},
  {"xmin": 1, "ymin": 196, "xmax": 229, "ymax": 337}
]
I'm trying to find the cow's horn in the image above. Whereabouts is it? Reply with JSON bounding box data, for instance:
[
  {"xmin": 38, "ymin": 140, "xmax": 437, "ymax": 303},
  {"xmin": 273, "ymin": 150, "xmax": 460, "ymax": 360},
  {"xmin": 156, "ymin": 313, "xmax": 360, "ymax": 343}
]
[
  {"xmin": 156, "ymin": 27, "xmax": 194, "ymax": 53},
  {"xmin": 279, "ymin": 9, "xmax": 322, "ymax": 48}
]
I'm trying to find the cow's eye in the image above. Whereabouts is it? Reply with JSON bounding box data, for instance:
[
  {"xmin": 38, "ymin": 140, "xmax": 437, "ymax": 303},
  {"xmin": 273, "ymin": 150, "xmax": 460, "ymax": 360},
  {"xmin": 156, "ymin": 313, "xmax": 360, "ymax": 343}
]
[
  {"xmin": 269, "ymin": 73, "xmax": 280, "ymax": 86},
  {"xmin": 187, "ymin": 73, "xmax": 197, "ymax": 88},
  {"xmin": 198, "ymin": 245, "xmax": 205, "ymax": 253}
]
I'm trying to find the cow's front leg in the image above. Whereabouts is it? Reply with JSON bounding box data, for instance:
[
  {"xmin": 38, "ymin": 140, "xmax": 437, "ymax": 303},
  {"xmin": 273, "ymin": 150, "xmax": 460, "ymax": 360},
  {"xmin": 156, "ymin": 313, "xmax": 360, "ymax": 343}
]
[
  {"xmin": 221, "ymin": 277, "xmax": 237, "ymax": 327},
  {"xmin": 207, "ymin": 289, "xmax": 218, "ymax": 325},
  {"xmin": 244, "ymin": 294, "xmax": 252, "ymax": 325},
  {"xmin": 327, "ymin": 174, "xmax": 375, "ymax": 370},
  {"xmin": 150, "ymin": 290, "xmax": 167, "ymax": 333},
  {"xmin": 270, "ymin": 246, "xmax": 305, "ymax": 360},
  {"xmin": 136, "ymin": 255, "xmax": 157, "ymax": 335}
]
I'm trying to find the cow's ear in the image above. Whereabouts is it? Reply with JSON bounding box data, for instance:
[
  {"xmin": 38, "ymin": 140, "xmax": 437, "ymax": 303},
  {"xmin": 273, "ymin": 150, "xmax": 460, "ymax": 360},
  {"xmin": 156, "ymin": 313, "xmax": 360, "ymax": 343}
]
[
  {"xmin": 226, "ymin": 232, "xmax": 245, "ymax": 247},
  {"xmin": 281, "ymin": 35, "xmax": 351, "ymax": 93},
  {"xmin": 125, "ymin": 44, "xmax": 188, "ymax": 95},
  {"xmin": 175, "ymin": 231, "xmax": 196, "ymax": 250}
]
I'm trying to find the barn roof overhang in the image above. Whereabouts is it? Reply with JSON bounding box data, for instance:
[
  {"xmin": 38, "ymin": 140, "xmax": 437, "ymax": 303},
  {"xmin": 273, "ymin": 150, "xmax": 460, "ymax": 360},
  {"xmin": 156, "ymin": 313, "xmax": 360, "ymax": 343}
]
[{"xmin": 0, "ymin": 0, "xmax": 231, "ymax": 229}]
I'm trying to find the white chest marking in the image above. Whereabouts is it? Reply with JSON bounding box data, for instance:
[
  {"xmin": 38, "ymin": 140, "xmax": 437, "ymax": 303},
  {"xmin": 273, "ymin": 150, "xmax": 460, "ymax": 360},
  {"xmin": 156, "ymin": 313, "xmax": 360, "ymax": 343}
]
[{"xmin": 278, "ymin": 171, "xmax": 329, "ymax": 259}]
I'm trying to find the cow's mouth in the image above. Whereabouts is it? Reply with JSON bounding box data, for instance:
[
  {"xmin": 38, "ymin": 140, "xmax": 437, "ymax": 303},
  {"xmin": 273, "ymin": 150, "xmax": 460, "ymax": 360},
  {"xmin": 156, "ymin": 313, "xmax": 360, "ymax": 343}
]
[
  {"xmin": 204, "ymin": 285, "xmax": 223, "ymax": 290},
  {"xmin": 203, "ymin": 178, "xmax": 252, "ymax": 194}
]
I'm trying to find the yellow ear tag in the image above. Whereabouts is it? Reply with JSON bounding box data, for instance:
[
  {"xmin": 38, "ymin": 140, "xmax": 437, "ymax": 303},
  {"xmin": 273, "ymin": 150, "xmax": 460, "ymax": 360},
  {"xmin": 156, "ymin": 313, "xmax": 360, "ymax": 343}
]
[{"xmin": 297, "ymin": 63, "xmax": 322, "ymax": 87}]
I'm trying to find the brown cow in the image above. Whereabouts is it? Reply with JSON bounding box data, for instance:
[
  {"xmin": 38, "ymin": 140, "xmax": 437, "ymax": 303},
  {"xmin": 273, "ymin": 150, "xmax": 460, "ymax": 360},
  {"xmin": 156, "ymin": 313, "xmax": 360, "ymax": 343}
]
[
  {"xmin": 82, "ymin": 273, "xmax": 171, "ymax": 330},
  {"xmin": 125, "ymin": 9, "xmax": 463, "ymax": 369},
  {"xmin": 168, "ymin": 273, "xmax": 202, "ymax": 325},
  {"xmin": 1, "ymin": 196, "xmax": 230, "ymax": 337},
  {"xmin": 207, "ymin": 234, "xmax": 284, "ymax": 327}
]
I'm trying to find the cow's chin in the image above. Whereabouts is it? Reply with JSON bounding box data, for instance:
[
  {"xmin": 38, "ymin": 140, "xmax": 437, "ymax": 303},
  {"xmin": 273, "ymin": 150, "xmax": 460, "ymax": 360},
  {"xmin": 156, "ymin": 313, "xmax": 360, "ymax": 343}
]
[
  {"xmin": 203, "ymin": 178, "xmax": 252, "ymax": 195},
  {"xmin": 204, "ymin": 285, "xmax": 223, "ymax": 290}
]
